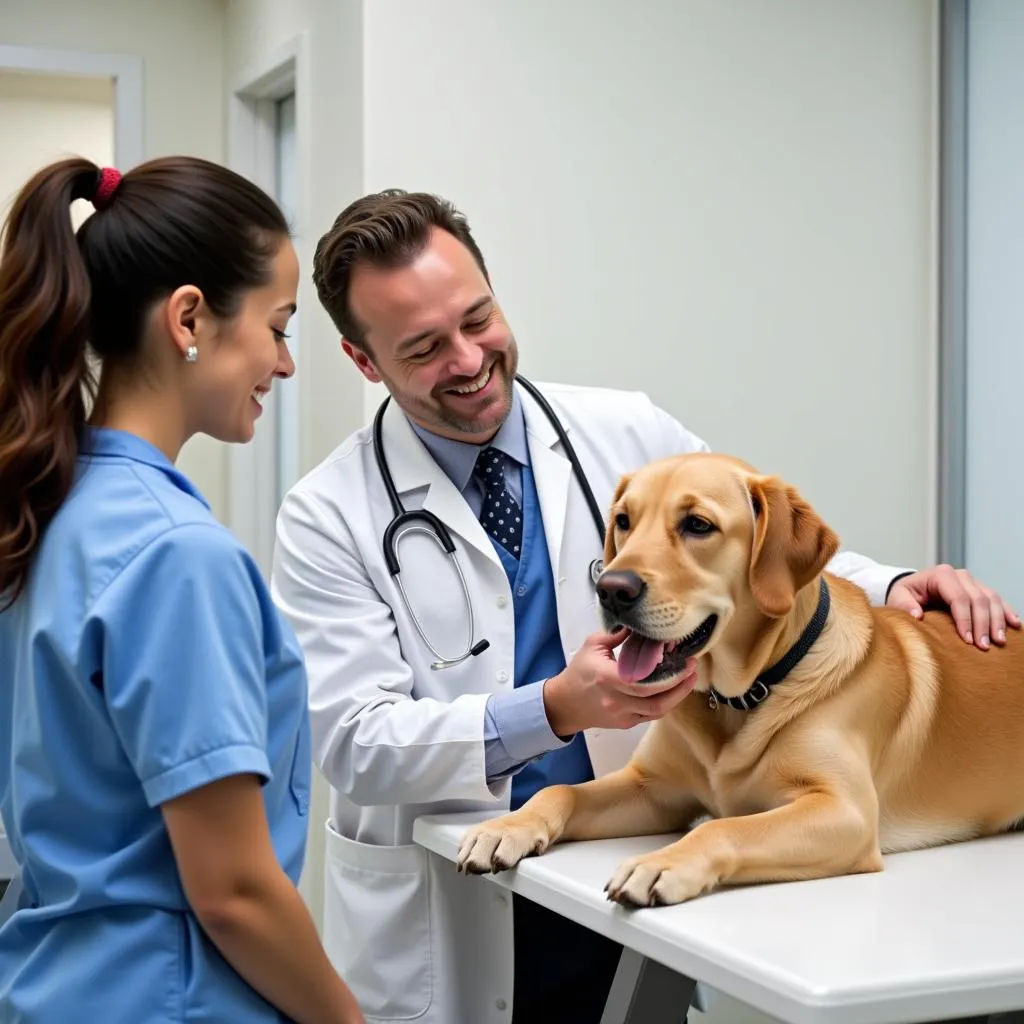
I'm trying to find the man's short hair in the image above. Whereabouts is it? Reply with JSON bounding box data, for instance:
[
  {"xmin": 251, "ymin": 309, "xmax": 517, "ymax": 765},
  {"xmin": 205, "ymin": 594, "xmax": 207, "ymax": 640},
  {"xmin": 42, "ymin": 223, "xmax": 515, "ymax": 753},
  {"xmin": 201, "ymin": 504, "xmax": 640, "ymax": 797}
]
[{"xmin": 312, "ymin": 189, "xmax": 491, "ymax": 350}]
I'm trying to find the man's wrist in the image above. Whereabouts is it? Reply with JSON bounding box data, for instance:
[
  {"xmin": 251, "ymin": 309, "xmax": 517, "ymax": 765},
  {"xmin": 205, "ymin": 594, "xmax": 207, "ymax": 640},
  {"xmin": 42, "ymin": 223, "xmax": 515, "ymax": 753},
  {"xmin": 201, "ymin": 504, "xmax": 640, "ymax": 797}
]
[
  {"xmin": 885, "ymin": 570, "xmax": 916, "ymax": 604},
  {"xmin": 542, "ymin": 672, "xmax": 576, "ymax": 739}
]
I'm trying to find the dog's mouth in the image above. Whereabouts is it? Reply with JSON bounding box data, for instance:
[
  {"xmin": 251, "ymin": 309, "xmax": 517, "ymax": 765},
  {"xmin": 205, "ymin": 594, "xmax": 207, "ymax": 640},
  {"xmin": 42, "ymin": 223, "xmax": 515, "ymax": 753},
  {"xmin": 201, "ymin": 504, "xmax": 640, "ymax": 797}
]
[{"xmin": 616, "ymin": 614, "xmax": 719, "ymax": 685}]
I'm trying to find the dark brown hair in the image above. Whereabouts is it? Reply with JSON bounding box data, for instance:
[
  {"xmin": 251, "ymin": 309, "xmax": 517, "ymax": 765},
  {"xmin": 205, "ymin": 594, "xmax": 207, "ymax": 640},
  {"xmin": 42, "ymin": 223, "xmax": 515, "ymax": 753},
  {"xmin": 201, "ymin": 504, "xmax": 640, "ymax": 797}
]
[
  {"xmin": 0, "ymin": 155, "xmax": 289, "ymax": 609},
  {"xmin": 312, "ymin": 188, "xmax": 490, "ymax": 349}
]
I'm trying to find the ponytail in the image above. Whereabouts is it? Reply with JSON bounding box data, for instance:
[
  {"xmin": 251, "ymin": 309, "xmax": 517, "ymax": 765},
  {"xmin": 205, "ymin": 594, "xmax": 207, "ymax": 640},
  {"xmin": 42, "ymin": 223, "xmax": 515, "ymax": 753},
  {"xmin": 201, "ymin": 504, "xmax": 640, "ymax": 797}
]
[{"xmin": 0, "ymin": 158, "xmax": 100, "ymax": 609}]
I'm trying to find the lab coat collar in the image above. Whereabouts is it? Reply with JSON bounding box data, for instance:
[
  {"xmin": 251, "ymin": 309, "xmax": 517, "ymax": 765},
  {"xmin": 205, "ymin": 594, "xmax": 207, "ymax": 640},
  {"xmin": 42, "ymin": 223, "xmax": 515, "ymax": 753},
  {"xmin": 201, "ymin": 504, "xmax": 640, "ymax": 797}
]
[
  {"xmin": 79, "ymin": 426, "xmax": 211, "ymax": 508},
  {"xmin": 378, "ymin": 379, "xmax": 573, "ymax": 570}
]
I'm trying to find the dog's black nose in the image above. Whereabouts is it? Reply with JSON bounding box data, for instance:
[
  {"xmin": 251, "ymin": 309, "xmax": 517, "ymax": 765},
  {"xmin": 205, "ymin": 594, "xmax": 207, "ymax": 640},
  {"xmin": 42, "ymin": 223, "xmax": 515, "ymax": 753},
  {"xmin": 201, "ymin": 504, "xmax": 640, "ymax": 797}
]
[{"xmin": 596, "ymin": 571, "xmax": 646, "ymax": 612}]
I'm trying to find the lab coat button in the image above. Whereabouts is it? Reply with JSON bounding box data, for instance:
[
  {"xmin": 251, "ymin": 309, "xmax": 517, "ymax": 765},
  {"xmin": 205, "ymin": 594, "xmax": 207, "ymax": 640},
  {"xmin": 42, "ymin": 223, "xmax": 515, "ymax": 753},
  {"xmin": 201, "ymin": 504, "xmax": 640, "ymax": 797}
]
[
  {"xmin": 496, "ymin": 999, "xmax": 508, "ymax": 1011},
  {"xmin": 496, "ymin": 595, "xmax": 508, "ymax": 609},
  {"xmin": 496, "ymin": 670, "xmax": 509, "ymax": 683}
]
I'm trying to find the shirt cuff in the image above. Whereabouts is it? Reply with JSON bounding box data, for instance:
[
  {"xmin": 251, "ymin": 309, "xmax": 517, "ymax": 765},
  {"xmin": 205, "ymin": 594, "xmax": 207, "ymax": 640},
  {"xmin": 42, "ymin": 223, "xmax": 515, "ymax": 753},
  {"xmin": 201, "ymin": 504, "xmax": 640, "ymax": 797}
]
[
  {"xmin": 484, "ymin": 682, "xmax": 573, "ymax": 780},
  {"xmin": 141, "ymin": 743, "xmax": 271, "ymax": 807}
]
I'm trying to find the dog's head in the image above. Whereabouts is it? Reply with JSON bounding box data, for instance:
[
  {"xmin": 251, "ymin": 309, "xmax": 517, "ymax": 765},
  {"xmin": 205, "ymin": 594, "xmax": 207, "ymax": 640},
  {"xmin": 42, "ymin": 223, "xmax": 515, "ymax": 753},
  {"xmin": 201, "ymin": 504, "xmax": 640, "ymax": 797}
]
[{"xmin": 597, "ymin": 452, "xmax": 839, "ymax": 685}]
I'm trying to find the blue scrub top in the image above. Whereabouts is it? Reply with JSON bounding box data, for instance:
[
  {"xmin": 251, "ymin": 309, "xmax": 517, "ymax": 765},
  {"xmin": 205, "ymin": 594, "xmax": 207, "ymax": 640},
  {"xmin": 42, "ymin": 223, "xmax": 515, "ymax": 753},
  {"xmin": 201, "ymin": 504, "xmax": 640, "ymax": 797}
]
[{"xmin": 0, "ymin": 427, "xmax": 312, "ymax": 1023}]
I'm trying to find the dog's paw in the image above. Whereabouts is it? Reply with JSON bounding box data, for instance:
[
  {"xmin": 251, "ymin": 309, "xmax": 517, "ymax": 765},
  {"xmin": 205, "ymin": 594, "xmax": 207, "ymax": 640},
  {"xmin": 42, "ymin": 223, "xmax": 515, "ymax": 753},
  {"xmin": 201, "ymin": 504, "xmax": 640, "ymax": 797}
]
[
  {"xmin": 456, "ymin": 815, "xmax": 551, "ymax": 875},
  {"xmin": 604, "ymin": 853, "xmax": 713, "ymax": 908}
]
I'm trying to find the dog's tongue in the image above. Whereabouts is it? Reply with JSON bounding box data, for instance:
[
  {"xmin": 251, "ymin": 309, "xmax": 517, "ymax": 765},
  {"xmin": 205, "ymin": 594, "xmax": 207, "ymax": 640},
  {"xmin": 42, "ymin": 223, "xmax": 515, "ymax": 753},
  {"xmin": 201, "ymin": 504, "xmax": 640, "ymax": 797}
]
[{"xmin": 618, "ymin": 632, "xmax": 666, "ymax": 683}]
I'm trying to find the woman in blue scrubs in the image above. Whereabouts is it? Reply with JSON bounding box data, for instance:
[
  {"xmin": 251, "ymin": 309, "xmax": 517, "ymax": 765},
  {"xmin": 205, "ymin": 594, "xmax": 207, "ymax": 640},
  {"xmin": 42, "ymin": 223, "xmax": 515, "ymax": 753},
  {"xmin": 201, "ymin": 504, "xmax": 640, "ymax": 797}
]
[{"xmin": 0, "ymin": 157, "xmax": 365, "ymax": 1024}]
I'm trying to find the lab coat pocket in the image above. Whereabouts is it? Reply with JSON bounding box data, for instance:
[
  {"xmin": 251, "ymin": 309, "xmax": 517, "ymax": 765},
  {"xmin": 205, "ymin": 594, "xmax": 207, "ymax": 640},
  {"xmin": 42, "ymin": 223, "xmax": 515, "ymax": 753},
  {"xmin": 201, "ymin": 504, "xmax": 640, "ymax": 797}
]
[{"xmin": 323, "ymin": 821, "xmax": 433, "ymax": 1021}]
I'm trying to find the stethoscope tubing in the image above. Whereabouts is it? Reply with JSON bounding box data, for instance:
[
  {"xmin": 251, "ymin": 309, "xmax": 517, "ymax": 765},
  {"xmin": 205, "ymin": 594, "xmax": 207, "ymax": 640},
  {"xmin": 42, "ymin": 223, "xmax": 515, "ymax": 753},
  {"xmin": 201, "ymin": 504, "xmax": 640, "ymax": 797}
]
[{"xmin": 371, "ymin": 374, "xmax": 606, "ymax": 668}]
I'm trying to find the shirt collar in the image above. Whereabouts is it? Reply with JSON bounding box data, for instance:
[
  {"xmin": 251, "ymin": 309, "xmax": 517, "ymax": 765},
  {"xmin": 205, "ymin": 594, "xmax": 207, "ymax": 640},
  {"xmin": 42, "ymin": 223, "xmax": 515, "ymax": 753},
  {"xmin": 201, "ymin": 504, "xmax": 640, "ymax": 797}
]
[
  {"xmin": 408, "ymin": 388, "xmax": 529, "ymax": 493},
  {"xmin": 79, "ymin": 426, "xmax": 211, "ymax": 508}
]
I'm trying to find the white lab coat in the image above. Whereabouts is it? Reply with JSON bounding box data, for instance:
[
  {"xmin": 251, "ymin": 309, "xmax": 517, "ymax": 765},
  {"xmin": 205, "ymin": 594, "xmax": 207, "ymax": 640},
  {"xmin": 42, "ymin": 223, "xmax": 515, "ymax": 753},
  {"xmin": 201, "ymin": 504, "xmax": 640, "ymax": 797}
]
[{"xmin": 270, "ymin": 380, "xmax": 910, "ymax": 1024}]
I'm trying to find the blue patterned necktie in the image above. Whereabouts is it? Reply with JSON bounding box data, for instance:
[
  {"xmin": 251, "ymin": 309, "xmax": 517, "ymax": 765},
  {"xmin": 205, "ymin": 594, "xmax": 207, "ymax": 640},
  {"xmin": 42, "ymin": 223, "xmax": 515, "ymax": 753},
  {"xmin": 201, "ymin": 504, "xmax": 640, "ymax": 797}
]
[{"xmin": 473, "ymin": 447, "xmax": 523, "ymax": 559}]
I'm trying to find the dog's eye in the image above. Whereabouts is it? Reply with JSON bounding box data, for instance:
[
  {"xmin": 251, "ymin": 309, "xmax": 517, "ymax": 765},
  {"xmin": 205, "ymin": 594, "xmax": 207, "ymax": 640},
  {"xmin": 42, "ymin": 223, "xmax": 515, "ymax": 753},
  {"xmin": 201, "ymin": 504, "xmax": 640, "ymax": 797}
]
[
  {"xmin": 615, "ymin": 513, "xmax": 630, "ymax": 531},
  {"xmin": 680, "ymin": 514, "xmax": 715, "ymax": 536}
]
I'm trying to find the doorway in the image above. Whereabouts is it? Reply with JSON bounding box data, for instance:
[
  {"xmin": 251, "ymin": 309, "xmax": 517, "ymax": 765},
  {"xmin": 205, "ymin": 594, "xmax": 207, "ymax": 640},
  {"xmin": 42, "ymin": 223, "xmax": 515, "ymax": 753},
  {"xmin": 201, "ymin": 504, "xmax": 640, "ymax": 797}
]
[{"xmin": 0, "ymin": 69, "xmax": 114, "ymax": 226}]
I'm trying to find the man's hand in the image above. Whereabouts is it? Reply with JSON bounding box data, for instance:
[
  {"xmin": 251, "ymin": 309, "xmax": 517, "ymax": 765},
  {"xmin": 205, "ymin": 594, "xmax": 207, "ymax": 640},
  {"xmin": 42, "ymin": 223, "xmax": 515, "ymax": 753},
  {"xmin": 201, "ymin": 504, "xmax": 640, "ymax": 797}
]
[
  {"xmin": 887, "ymin": 565, "xmax": 1021, "ymax": 649},
  {"xmin": 542, "ymin": 627, "xmax": 697, "ymax": 736}
]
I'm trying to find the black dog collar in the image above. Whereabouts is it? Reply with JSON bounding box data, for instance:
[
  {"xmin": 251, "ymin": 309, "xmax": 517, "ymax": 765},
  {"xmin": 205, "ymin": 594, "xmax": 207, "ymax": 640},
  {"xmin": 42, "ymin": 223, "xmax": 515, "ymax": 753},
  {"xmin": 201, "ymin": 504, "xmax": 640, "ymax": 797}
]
[{"xmin": 708, "ymin": 577, "xmax": 831, "ymax": 712}]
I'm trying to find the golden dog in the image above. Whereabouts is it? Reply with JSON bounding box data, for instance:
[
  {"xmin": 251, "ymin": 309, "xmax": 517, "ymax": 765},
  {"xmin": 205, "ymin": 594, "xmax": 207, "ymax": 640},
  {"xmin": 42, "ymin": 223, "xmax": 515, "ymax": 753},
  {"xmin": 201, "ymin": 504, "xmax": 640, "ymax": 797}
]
[{"xmin": 456, "ymin": 452, "xmax": 1024, "ymax": 907}]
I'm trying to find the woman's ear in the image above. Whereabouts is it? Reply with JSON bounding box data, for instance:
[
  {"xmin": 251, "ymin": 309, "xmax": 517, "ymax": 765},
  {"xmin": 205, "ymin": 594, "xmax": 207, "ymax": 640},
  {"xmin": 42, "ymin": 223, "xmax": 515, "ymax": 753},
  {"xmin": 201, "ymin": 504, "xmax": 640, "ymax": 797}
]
[{"xmin": 164, "ymin": 285, "xmax": 207, "ymax": 361}]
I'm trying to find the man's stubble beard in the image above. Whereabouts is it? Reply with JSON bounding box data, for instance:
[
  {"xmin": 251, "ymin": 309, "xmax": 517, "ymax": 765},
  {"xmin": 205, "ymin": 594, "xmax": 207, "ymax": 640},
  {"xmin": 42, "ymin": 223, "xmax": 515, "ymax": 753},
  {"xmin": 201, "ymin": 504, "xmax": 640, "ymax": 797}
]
[{"xmin": 401, "ymin": 341, "xmax": 519, "ymax": 438}]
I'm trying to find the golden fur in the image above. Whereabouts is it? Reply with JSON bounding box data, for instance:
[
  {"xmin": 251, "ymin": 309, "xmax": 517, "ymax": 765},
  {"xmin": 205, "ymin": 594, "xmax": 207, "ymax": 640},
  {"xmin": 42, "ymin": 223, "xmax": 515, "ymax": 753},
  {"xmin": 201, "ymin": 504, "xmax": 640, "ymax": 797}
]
[{"xmin": 457, "ymin": 453, "xmax": 1024, "ymax": 907}]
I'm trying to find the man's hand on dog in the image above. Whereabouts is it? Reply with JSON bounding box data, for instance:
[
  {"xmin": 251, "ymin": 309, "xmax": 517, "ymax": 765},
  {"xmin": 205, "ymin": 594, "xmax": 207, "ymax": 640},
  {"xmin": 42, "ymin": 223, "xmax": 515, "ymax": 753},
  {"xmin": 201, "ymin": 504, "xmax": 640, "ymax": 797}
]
[
  {"xmin": 542, "ymin": 628, "xmax": 697, "ymax": 737},
  {"xmin": 887, "ymin": 565, "xmax": 1021, "ymax": 650}
]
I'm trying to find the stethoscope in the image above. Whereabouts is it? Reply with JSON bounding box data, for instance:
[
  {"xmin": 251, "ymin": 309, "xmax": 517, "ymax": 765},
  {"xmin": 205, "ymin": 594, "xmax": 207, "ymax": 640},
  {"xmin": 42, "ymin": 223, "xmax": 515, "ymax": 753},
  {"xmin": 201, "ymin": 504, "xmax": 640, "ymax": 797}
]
[{"xmin": 372, "ymin": 374, "xmax": 606, "ymax": 670}]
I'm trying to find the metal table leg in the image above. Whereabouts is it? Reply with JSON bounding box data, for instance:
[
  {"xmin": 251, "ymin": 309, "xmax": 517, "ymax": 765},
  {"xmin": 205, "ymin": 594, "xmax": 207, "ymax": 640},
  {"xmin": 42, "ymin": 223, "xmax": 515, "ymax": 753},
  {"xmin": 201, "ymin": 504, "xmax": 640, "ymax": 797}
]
[
  {"xmin": 597, "ymin": 956, "xmax": 1024, "ymax": 1024},
  {"xmin": 600, "ymin": 947, "xmax": 696, "ymax": 1024}
]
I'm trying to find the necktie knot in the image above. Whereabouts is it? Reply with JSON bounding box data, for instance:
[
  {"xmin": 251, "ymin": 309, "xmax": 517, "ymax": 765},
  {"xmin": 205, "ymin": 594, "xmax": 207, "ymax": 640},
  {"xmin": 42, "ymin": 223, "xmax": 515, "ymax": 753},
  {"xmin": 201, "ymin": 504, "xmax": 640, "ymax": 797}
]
[{"xmin": 473, "ymin": 447, "xmax": 509, "ymax": 492}]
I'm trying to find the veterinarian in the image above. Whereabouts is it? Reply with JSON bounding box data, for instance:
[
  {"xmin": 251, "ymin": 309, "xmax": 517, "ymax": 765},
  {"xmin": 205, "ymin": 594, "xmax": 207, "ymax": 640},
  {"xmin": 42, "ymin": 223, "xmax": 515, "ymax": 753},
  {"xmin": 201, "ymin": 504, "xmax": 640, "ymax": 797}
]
[{"xmin": 270, "ymin": 189, "xmax": 1018, "ymax": 1024}]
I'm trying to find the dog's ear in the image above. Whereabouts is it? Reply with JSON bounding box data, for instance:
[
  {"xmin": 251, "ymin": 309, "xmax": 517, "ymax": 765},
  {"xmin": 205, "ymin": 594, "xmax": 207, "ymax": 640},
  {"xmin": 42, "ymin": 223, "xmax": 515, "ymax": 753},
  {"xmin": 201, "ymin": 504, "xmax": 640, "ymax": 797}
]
[
  {"xmin": 747, "ymin": 475, "xmax": 839, "ymax": 618},
  {"xmin": 603, "ymin": 473, "xmax": 634, "ymax": 566}
]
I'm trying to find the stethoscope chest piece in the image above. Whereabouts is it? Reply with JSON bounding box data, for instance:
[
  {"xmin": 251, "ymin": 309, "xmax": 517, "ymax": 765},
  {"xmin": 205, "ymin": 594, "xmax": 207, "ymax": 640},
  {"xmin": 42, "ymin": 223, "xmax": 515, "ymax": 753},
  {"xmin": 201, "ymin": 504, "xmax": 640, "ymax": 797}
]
[{"xmin": 589, "ymin": 558, "xmax": 604, "ymax": 587}]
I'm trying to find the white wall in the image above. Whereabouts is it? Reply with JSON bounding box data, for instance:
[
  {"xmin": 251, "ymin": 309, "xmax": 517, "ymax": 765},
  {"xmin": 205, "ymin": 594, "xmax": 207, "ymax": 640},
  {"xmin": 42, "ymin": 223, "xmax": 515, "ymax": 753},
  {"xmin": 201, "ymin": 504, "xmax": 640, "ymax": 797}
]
[
  {"xmin": 964, "ymin": 0, "xmax": 1024, "ymax": 613},
  {"xmin": 361, "ymin": 0, "xmax": 938, "ymax": 572},
  {"xmin": 0, "ymin": 0, "xmax": 939, "ymax": 574},
  {"xmin": 0, "ymin": 0, "xmax": 230, "ymax": 519}
]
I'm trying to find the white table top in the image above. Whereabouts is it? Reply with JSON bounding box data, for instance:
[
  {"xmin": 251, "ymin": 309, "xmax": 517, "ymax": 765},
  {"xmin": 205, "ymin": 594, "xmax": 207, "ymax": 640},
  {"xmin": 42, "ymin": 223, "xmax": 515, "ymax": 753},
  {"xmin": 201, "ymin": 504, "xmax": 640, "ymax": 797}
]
[{"xmin": 413, "ymin": 812, "xmax": 1024, "ymax": 1024}]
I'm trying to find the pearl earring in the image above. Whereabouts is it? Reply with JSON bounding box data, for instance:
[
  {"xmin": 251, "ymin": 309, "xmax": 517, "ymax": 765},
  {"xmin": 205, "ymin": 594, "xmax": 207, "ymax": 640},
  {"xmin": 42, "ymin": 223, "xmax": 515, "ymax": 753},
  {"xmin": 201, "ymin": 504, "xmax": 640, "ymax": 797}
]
[{"xmin": 185, "ymin": 344, "xmax": 199, "ymax": 363}]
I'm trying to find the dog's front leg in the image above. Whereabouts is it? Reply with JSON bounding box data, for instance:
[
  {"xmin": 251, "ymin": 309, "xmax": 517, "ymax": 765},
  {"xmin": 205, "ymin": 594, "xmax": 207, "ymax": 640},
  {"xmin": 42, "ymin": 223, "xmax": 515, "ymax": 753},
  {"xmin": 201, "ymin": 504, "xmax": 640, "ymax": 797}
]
[
  {"xmin": 606, "ymin": 785, "xmax": 882, "ymax": 908},
  {"xmin": 457, "ymin": 762, "xmax": 703, "ymax": 875}
]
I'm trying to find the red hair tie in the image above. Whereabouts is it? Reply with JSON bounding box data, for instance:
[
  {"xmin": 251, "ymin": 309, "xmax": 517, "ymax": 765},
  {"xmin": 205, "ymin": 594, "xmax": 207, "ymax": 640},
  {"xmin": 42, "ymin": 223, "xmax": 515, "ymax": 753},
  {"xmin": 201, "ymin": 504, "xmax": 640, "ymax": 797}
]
[{"xmin": 91, "ymin": 167, "xmax": 122, "ymax": 211}]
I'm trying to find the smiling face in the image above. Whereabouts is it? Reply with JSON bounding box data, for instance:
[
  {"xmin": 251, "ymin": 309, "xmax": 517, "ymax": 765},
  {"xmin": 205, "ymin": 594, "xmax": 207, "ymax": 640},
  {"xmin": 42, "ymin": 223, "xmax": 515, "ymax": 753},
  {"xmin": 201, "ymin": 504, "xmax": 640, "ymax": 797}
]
[
  {"xmin": 341, "ymin": 226, "xmax": 518, "ymax": 444},
  {"xmin": 597, "ymin": 452, "xmax": 839, "ymax": 685},
  {"xmin": 185, "ymin": 240, "xmax": 299, "ymax": 444}
]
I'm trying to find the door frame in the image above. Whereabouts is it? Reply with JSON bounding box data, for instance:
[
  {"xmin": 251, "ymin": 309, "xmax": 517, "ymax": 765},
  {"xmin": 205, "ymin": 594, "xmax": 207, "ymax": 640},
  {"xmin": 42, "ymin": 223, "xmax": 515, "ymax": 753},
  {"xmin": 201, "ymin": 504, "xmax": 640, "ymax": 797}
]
[
  {"xmin": 226, "ymin": 32, "xmax": 311, "ymax": 577},
  {"xmin": 936, "ymin": 0, "xmax": 968, "ymax": 567}
]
